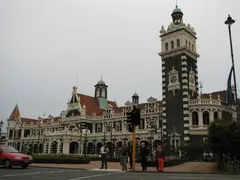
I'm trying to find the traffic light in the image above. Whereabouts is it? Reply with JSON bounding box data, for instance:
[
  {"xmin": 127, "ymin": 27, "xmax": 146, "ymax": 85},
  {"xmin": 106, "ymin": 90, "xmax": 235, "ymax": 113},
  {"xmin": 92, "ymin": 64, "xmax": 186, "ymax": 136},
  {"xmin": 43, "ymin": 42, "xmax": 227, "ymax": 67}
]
[
  {"xmin": 128, "ymin": 124, "xmax": 133, "ymax": 133},
  {"xmin": 132, "ymin": 108, "xmax": 141, "ymax": 125},
  {"xmin": 126, "ymin": 112, "xmax": 132, "ymax": 124}
]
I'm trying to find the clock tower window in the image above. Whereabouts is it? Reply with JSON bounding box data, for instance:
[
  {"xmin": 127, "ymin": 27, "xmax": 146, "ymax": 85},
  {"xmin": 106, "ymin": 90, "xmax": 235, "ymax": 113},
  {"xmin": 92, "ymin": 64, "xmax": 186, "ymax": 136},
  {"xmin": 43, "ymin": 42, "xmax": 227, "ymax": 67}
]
[
  {"xmin": 171, "ymin": 41, "xmax": 174, "ymax": 49},
  {"xmin": 177, "ymin": 39, "xmax": 180, "ymax": 47},
  {"xmin": 165, "ymin": 43, "xmax": 169, "ymax": 51}
]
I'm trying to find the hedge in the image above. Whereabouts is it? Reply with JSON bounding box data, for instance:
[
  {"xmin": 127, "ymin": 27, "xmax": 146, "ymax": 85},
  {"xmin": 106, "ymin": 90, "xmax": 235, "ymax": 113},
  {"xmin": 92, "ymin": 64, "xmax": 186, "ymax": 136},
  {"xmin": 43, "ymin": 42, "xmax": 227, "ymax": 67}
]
[
  {"xmin": 32, "ymin": 154, "xmax": 98, "ymax": 164},
  {"xmin": 32, "ymin": 154, "xmax": 183, "ymax": 167}
]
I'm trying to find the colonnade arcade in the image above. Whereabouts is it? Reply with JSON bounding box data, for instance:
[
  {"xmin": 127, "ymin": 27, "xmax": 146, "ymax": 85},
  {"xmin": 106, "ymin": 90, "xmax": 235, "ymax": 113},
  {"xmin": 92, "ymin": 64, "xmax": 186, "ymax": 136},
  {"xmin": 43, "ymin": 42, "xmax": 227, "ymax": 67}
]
[{"xmin": 10, "ymin": 138, "xmax": 163, "ymax": 155}]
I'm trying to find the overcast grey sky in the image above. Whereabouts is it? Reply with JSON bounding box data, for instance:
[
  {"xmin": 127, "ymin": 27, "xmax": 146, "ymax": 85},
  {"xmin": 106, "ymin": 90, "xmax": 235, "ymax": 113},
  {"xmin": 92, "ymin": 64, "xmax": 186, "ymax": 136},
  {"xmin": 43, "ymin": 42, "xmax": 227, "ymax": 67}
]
[{"xmin": 0, "ymin": 0, "xmax": 239, "ymax": 129}]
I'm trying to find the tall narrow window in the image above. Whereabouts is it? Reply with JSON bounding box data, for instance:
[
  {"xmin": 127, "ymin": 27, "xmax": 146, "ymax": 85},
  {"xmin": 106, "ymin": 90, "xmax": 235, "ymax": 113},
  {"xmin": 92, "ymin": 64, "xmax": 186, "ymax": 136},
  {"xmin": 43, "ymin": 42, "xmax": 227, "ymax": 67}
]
[
  {"xmin": 171, "ymin": 41, "xmax": 174, "ymax": 49},
  {"xmin": 165, "ymin": 42, "xmax": 169, "ymax": 51},
  {"xmin": 185, "ymin": 40, "xmax": 188, "ymax": 46},
  {"xmin": 177, "ymin": 39, "xmax": 180, "ymax": 47}
]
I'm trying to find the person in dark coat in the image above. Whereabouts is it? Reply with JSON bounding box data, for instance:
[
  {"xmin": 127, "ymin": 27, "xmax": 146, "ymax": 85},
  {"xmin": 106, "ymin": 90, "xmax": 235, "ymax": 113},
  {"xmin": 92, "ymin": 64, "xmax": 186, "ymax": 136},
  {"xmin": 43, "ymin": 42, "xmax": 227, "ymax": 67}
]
[
  {"xmin": 155, "ymin": 142, "xmax": 165, "ymax": 172},
  {"xmin": 127, "ymin": 141, "xmax": 133, "ymax": 169},
  {"xmin": 140, "ymin": 142, "xmax": 148, "ymax": 171}
]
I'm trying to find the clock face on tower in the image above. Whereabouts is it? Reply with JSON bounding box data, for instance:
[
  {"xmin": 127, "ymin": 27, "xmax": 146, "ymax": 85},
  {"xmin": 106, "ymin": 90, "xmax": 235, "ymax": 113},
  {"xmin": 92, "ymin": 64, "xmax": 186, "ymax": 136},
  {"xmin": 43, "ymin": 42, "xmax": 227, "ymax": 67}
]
[{"xmin": 170, "ymin": 76, "xmax": 177, "ymax": 83}]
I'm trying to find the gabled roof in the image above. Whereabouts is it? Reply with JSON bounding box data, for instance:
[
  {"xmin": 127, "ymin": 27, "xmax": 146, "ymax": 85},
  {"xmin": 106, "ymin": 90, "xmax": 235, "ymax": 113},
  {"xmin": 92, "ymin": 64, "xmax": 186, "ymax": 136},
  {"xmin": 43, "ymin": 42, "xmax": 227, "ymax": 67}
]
[
  {"xmin": 9, "ymin": 105, "xmax": 20, "ymax": 120},
  {"xmin": 77, "ymin": 94, "xmax": 121, "ymax": 116}
]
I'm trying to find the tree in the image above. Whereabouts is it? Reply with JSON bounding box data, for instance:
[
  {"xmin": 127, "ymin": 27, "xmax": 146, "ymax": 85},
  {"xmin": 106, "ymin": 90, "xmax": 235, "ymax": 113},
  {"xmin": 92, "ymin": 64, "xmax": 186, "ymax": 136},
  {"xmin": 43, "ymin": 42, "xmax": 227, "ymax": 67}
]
[{"xmin": 208, "ymin": 121, "xmax": 240, "ymax": 171}]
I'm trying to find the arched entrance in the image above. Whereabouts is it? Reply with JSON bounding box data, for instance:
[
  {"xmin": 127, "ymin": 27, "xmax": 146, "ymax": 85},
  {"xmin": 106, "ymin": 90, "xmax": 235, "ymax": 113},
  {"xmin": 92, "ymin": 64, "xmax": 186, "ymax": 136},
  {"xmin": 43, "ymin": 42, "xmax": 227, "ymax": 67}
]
[
  {"xmin": 96, "ymin": 142, "xmax": 102, "ymax": 154},
  {"xmin": 39, "ymin": 144, "xmax": 43, "ymax": 153},
  {"xmin": 87, "ymin": 142, "xmax": 94, "ymax": 154},
  {"xmin": 52, "ymin": 141, "xmax": 58, "ymax": 154},
  {"xmin": 69, "ymin": 141, "xmax": 79, "ymax": 154}
]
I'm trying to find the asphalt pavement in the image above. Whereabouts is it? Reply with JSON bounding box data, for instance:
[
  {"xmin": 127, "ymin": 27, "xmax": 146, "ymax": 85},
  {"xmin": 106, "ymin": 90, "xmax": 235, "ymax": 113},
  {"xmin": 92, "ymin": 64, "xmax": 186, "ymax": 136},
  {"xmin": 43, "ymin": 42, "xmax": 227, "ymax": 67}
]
[{"xmin": 0, "ymin": 167, "xmax": 240, "ymax": 180}]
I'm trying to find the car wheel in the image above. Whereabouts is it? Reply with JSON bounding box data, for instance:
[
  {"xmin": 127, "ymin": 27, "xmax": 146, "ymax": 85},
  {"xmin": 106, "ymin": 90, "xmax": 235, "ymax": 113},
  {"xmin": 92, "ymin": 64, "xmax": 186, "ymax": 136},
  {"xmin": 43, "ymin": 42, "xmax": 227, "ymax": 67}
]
[
  {"xmin": 4, "ymin": 159, "xmax": 12, "ymax": 169},
  {"xmin": 22, "ymin": 164, "xmax": 28, "ymax": 169}
]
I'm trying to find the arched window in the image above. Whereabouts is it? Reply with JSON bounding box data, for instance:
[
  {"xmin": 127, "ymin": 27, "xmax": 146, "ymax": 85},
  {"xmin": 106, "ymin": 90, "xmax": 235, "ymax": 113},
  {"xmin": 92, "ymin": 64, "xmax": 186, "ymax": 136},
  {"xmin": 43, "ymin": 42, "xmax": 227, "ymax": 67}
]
[
  {"xmin": 192, "ymin": 111, "xmax": 199, "ymax": 125},
  {"xmin": 97, "ymin": 124, "xmax": 101, "ymax": 133},
  {"xmin": 214, "ymin": 111, "xmax": 218, "ymax": 121},
  {"xmin": 177, "ymin": 39, "xmax": 180, "ymax": 47},
  {"xmin": 106, "ymin": 126, "xmax": 111, "ymax": 132},
  {"xmin": 203, "ymin": 111, "xmax": 210, "ymax": 125},
  {"xmin": 115, "ymin": 122, "xmax": 120, "ymax": 131},
  {"xmin": 165, "ymin": 42, "xmax": 169, "ymax": 51},
  {"xmin": 171, "ymin": 41, "xmax": 174, "ymax": 49}
]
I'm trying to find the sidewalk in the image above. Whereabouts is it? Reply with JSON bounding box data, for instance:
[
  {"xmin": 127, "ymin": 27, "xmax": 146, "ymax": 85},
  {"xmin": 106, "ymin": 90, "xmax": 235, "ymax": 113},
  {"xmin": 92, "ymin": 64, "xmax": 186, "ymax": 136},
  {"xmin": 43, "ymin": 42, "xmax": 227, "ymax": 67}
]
[{"xmin": 31, "ymin": 161, "xmax": 217, "ymax": 173}]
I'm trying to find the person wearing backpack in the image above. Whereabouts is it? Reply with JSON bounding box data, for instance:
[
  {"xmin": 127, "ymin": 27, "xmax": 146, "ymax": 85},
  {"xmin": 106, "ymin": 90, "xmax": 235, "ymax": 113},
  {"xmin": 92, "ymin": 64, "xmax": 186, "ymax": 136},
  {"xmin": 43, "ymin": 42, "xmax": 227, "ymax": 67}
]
[{"xmin": 119, "ymin": 142, "xmax": 128, "ymax": 171}]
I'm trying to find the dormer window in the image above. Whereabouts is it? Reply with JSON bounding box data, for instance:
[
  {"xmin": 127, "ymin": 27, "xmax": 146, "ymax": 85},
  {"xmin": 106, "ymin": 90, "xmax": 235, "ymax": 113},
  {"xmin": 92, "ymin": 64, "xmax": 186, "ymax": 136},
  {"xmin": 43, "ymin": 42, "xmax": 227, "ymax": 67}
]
[
  {"xmin": 177, "ymin": 39, "xmax": 180, "ymax": 47},
  {"xmin": 171, "ymin": 41, "xmax": 174, "ymax": 49},
  {"xmin": 165, "ymin": 42, "xmax": 169, "ymax": 51}
]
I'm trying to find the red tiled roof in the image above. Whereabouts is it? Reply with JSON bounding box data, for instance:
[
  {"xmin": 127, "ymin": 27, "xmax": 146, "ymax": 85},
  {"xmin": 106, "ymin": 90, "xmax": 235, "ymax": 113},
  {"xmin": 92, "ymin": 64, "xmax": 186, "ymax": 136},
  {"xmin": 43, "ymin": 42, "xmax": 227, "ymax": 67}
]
[
  {"xmin": 9, "ymin": 105, "xmax": 20, "ymax": 120},
  {"xmin": 201, "ymin": 90, "xmax": 227, "ymax": 102},
  {"xmin": 78, "ymin": 94, "xmax": 123, "ymax": 116}
]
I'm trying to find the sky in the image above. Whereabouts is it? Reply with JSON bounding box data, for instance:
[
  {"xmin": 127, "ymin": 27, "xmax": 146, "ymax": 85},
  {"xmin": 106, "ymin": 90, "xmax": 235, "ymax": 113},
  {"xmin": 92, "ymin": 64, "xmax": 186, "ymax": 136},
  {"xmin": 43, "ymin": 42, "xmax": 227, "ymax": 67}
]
[{"xmin": 0, "ymin": 0, "xmax": 239, "ymax": 131}]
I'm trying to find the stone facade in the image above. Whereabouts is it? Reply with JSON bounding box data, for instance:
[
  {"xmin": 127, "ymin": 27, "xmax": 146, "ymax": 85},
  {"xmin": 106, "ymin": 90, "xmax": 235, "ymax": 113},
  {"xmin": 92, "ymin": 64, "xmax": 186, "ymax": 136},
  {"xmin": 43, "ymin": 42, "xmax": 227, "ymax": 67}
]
[{"xmin": 6, "ymin": 6, "xmax": 237, "ymax": 155}]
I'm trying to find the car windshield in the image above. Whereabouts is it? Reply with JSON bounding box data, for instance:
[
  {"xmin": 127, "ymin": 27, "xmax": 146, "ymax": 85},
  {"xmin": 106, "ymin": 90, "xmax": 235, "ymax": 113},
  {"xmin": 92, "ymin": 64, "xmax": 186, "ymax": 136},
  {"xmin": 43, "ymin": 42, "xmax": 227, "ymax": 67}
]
[{"xmin": 2, "ymin": 146, "xmax": 19, "ymax": 153}]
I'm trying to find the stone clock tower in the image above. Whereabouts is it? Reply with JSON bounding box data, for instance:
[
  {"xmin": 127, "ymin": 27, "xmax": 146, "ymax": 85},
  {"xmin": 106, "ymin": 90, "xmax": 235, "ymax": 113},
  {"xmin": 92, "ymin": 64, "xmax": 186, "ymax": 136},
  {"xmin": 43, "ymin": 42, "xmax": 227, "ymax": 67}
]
[{"xmin": 159, "ymin": 6, "xmax": 200, "ymax": 147}]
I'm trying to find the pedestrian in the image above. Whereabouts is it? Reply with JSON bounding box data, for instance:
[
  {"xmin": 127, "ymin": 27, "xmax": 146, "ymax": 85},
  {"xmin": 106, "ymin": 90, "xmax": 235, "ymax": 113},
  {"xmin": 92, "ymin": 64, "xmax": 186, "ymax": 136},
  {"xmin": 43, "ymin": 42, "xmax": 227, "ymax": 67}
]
[
  {"xmin": 119, "ymin": 142, "xmax": 128, "ymax": 171},
  {"xmin": 22, "ymin": 144, "xmax": 28, "ymax": 154},
  {"xmin": 140, "ymin": 142, "xmax": 148, "ymax": 171},
  {"xmin": 153, "ymin": 146, "xmax": 159, "ymax": 170},
  {"xmin": 128, "ymin": 141, "xmax": 133, "ymax": 169},
  {"xmin": 99, "ymin": 144, "xmax": 109, "ymax": 169},
  {"xmin": 156, "ymin": 142, "xmax": 165, "ymax": 172}
]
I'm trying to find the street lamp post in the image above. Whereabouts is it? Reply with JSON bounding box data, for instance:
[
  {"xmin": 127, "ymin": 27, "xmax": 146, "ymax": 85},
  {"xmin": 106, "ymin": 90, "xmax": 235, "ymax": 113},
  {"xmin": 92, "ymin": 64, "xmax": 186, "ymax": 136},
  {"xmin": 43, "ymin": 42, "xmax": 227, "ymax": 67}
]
[
  {"xmin": 0, "ymin": 121, "xmax": 3, "ymax": 137},
  {"xmin": 36, "ymin": 124, "xmax": 41, "ymax": 155},
  {"xmin": 225, "ymin": 15, "xmax": 239, "ymax": 121}
]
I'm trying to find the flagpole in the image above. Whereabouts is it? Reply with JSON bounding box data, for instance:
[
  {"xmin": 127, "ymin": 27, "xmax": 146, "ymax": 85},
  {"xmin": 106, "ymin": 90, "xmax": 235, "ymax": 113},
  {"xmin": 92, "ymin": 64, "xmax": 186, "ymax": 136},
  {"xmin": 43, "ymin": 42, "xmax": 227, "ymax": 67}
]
[{"xmin": 225, "ymin": 15, "xmax": 239, "ymax": 121}]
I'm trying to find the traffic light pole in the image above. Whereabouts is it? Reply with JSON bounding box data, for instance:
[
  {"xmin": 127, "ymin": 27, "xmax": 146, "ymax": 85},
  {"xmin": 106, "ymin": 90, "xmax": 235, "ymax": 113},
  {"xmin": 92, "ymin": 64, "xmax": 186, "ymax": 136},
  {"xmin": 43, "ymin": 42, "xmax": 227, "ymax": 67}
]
[{"xmin": 132, "ymin": 125, "xmax": 136, "ymax": 171}]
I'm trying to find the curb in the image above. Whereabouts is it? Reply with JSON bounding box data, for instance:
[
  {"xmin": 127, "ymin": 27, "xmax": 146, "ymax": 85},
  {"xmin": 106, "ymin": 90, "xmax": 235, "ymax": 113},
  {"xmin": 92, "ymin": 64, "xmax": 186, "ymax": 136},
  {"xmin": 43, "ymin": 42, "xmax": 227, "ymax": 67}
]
[
  {"xmin": 30, "ymin": 166, "xmax": 240, "ymax": 175},
  {"xmin": 126, "ymin": 171, "xmax": 240, "ymax": 175},
  {"xmin": 30, "ymin": 166, "xmax": 87, "ymax": 171}
]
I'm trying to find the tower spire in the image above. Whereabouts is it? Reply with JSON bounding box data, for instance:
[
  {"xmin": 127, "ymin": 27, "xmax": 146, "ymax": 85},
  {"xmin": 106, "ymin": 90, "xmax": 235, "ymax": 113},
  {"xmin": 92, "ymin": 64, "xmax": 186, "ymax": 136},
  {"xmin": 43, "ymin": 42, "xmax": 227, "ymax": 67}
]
[{"xmin": 176, "ymin": 0, "xmax": 178, "ymax": 8}]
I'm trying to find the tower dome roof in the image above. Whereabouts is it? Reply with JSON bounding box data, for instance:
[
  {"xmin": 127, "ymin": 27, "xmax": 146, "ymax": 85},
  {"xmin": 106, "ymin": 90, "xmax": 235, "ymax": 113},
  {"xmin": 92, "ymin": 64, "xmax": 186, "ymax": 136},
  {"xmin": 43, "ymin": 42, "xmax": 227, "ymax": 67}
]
[
  {"xmin": 132, "ymin": 92, "xmax": 139, "ymax": 97},
  {"xmin": 171, "ymin": 6, "xmax": 183, "ymax": 15},
  {"xmin": 97, "ymin": 79, "xmax": 106, "ymax": 85}
]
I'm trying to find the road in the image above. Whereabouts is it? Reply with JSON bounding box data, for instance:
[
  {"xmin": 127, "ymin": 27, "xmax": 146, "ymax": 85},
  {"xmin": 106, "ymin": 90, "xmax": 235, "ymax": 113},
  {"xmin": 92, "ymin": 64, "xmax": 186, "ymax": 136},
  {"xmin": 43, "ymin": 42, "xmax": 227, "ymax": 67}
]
[{"xmin": 0, "ymin": 167, "xmax": 240, "ymax": 180}]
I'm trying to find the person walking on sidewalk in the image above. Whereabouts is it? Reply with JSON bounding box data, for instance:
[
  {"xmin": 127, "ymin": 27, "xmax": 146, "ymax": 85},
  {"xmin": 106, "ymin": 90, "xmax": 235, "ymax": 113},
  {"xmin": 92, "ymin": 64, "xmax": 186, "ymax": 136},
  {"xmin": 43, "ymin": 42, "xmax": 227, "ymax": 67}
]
[
  {"xmin": 119, "ymin": 142, "xmax": 128, "ymax": 171},
  {"xmin": 156, "ymin": 142, "xmax": 165, "ymax": 172},
  {"xmin": 127, "ymin": 141, "xmax": 133, "ymax": 169},
  {"xmin": 140, "ymin": 142, "xmax": 148, "ymax": 171},
  {"xmin": 99, "ymin": 144, "xmax": 109, "ymax": 169}
]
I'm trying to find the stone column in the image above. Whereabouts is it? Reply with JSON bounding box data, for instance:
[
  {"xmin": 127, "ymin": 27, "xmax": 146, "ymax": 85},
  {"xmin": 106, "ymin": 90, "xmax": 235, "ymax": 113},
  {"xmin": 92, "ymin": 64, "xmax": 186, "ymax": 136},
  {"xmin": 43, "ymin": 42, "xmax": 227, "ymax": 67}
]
[
  {"xmin": 62, "ymin": 142, "xmax": 70, "ymax": 154},
  {"xmin": 48, "ymin": 141, "xmax": 51, "ymax": 154},
  {"xmin": 57, "ymin": 140, "xmax": 61, "ymax": 154},
  {"xmin": 198, "ymin": 111, "xmax": 203, "ymax": 127}
]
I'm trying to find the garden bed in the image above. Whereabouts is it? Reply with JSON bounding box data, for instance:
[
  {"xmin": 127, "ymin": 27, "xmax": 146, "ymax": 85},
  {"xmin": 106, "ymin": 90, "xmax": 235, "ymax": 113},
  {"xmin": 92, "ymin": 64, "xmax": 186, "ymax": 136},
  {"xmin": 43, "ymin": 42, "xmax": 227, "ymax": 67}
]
[{"xmin": 32, "ymin": 154, "xmax": 98, "ymax": 164}]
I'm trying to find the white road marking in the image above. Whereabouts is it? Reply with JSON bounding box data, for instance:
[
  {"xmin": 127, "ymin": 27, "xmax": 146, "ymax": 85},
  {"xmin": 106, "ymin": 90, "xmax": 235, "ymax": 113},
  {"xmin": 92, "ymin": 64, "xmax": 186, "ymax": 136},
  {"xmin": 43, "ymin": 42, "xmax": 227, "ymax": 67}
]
[
  {"xmin": 90, "ymin": 168, "xmax": 123, "ymax": 172},
  {"xmin": 4, "ymin": 169, "xmax": 80, "ymax": 177},
  {"xmin": 167, "ymin": 176, "xmax": 236, "ymax": 180},
  {"xmin": 68, "ymin": 172, "xmax": 117, "ymax": 180}
]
